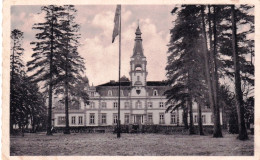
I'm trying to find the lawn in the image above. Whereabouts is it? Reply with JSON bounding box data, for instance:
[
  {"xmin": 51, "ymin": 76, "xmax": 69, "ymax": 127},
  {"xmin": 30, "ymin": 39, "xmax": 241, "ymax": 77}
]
[{"xmin": 10, "ymin": 132, "xmax": 254, "ymax": 156}]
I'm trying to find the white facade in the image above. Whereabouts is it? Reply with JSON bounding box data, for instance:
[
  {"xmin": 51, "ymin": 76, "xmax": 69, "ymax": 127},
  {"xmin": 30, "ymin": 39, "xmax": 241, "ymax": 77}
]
[{"xmin": 53, "ymin": 25, "xmax": 222, "ymax": 128}]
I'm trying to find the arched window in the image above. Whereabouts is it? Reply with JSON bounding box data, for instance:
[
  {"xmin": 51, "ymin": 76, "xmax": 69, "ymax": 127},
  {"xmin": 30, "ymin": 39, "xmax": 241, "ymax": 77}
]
[
  {"xmin": 153, "ymin": 90, "xmax": 158, "ymax": 96},
  {"xmin": 108, "ymin": 90, "xmax": 112, "ymax": 96},
  {"xmin": 135, "ymin": 64, "xmax": 142, "ymax": 71}
]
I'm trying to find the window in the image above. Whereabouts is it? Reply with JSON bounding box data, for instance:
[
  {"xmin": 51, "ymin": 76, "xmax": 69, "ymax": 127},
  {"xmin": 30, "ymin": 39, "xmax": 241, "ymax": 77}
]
[
  {"xmin": 136, "ymin": 101, "xmax": 142, "ymax": 108},
  {"xmin": 194, "ymin": 115, "xmax": 197, "ymax": 123},
  {"xmin": 135, "ymin": 65, "xmax": 142, "ymax": 71},
  {"xmin": 159, "ymin": 102, "xmax": 164, "ymax": 108},
  {"xmin": 113, "ymin": 113, "xmax": 118, "ymax": 124},
  {"xmin": 90, "ymin": 113, "xmax": 95, "ymax": 124},
  {"xmin": 159, "ymin": 113, "xmax": 165, "ymax": 124},
  {"xmin": 171, "ymin": 113, "xmax": 176, "ymax": 124},
  {"xmin": 101, "ymin": 102, "xmax": 107, "ymax": 108},
  {"xmin": 58, "ymin": 116, "xmax": 65, "ymax": 125},
  {"xmin": 148, "ymin": 102, "xmax": 153, "ymax": 108},
  {"xmin": 148, "ymin": 113, "xmax": 153, "ymax": 123},
  {"xmin": 153, "ymin": 90, "xmax": 158, "ymax": 96},
  {"xmin": 133, "ymin": 115, "xmax": 143, "ymax": 124},
  {"xmin": 125, "ymin": 102, "xmax": 130, "ymax": 108},
  {"xmin": 78, "ymin": 116, "xmax": 83, "ymax": 125},
  {"xmin": 114, "ymin": 102, "xmax": 118, "ymax": 109},
  {"xmin": 101, "ymin": 113, "xmax": 107, "ymax": 124},
  {"xmin": 202, "ymin": 115, "xmax": 206, "ymax": 124},
  {"xmin": 71, "ymin": 116, "xmax": 76, "ymax": 124},
  {"xmin": 91, "ymin": 92, "xmax": 94, "ymax": 97},
  {"xmin": 108, "ymin": 90, "xmax": 112, "ymax": 96},
  {"xmin": 90, "ymin": 102, "xmax": 95, "ymax": 108},
  {"xmin": 125, "ymin": 114, "xmax": 130, "ymax": 124}
]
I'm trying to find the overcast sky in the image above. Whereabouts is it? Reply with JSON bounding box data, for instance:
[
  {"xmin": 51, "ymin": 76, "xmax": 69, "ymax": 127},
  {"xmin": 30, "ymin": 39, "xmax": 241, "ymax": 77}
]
[{"xmin": 11, "ymin": 5, "xmax": 174, "ymax": 85}]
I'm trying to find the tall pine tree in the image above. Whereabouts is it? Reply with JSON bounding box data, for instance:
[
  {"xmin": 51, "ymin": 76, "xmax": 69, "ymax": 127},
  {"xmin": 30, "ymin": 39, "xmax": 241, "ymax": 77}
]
[
  {"xmin": 27, "ymin": 5, "xmax": 65, "ymax": 135},
  {"xmin": 57, "ymin": 5, "xmax": 86, "ymax": 134}
]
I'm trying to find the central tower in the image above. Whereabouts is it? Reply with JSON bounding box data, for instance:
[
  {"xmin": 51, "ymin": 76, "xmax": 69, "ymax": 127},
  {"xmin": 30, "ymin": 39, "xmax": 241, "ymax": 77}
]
[{"xmin": 129, "ymin": 25, "xmax": 148, "ymax": 96}]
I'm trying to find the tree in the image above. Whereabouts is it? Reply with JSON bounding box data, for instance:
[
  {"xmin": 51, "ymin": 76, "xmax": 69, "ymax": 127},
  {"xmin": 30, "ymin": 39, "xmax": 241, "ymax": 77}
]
[
  {"xmin": 55, "ymin": 5, "xmax": 86, "ymax": 134},
  {"xmin": 203, "ymin": 5, "xmax": 223, "ymax": 137},
  {"xmin": 10, "ymin": 29, "xmax": 24, "ymax": 134},
  {"xmin": 27, "ymin": 5, "xmax": 65, "ymax": 135},
  {"xmin": 231, "ymin": 5, "xmax": 248, "ymax": 140},
  {"xmin": 165, "ymin": 5, "xmax": 208, "ymax": 135},
  {"xmin": 24, "ymin": 79, "xmax": 47, "ymax": 133}
]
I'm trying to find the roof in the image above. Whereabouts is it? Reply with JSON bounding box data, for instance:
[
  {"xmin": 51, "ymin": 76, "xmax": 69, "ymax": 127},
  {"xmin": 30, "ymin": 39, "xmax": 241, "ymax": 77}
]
[
  {"xmin": 147, "ymin": 81, "xmax": 168, "ymax": 86},
  {"xmin": 97, "ymin": 81, "xmax": 168, "ymax": 87},
  {"xmin": 132, "ymin": 25, "xmax": 144, "ymax": 57},
  {"xmin": 98, "ymin": 81, "xmax": 130, "ymax": 87}
]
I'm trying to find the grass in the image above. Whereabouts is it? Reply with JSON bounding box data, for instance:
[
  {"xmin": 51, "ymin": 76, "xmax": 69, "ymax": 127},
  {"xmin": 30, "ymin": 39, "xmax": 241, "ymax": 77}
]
[{"xmin": 10, "ymin": 132, "xmax": 254, "ymax": 156}]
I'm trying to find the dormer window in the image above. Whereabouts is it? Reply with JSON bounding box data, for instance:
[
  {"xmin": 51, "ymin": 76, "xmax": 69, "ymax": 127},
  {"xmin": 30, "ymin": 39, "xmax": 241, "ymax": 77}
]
[
  {"xmin": 108, "ymin": 90, "xmax": 112, "ymax": 96},
  {"xmin": 153, "ymin": 90, "xmax": 158, "ymax": 96}
]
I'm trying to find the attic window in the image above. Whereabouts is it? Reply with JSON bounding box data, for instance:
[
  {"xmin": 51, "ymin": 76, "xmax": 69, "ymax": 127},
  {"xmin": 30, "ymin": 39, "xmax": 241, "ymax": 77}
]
[
  {"xmin": 153, "ymin": 90, "xmax": 158, "ymax": 96},
  {"xmin": 108, "ymin": 90, "xmax": 112, "ymax": 96}
]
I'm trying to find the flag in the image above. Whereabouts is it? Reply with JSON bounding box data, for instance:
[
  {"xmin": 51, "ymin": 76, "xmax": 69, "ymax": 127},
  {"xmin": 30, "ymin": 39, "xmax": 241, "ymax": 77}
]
[{"xmin": 112, "ymin": 5, "xmax": 121, "ymax": 43}]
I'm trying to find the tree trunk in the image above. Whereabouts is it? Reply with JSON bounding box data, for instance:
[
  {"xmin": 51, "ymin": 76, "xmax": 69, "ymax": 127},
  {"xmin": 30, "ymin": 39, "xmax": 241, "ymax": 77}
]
[
  {"xmin": 187, "ymin": 69, "xmax": 195, "ymax": 134},
  {"xmin": 188, "ymin": 95, "xmax": 195, "ymax": 135},
  {"xmin": 31, "ymin": 109, "xmax": 35, "ymax": 133},
  {"xmin": 183, "ymin": 106, "xmax": 189, "ymax": 129},
  {"xmin": 231, "ymin": 5, "xmax": 248, "ymax": 140},
  {"xmin": 208, "ymin": 5, "xmax": 222, "ymax": 137},
  {"xmin": 64, "ymin": 43, "xmax": 70, "ymax": 134},
  {"xmin": 212, "ymin": 6, "xmax": 222, "ymax": 137},
  {"xmin": 64, "ymin": 14, "xmax": 70, "ymax": 134},
  {"xmin": 177, "ymin": 108, "xmax": 179, "ymax": 126},
  {"xmin": 46, "ymin": 8, "xmax": 54, "ymax": 136},
  {"xmin": 201, "ymin": 6, "xmax": 217, "ymax": 136},
  {"xmin": 197, "ymin": 100, "xmax": 204, "ymax": 135}
]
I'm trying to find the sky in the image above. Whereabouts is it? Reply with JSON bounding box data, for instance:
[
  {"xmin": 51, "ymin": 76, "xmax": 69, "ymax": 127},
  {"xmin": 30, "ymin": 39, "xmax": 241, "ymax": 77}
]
[{"xmin": 11, "ymin": 5, "xmax": 174, "ymax": 85}]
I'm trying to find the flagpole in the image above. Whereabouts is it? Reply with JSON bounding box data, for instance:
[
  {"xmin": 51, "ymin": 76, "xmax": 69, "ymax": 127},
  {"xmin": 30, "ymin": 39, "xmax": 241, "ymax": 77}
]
[{"xmin": 117, "ymin": 5, "xmax": 121, "ymax": 138}]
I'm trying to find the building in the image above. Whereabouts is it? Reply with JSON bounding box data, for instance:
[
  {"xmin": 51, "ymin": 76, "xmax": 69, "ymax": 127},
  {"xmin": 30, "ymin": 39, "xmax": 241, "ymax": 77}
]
[{"xmin": 53, "ymin": 25, "xmax": 222, "ymax": 131}]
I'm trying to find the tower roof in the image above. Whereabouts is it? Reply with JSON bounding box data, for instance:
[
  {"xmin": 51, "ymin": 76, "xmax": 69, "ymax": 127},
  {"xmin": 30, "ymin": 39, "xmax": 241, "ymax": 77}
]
[{"xmin": 132, "ymin": 24, "xmax": 144, "ymax": 57}]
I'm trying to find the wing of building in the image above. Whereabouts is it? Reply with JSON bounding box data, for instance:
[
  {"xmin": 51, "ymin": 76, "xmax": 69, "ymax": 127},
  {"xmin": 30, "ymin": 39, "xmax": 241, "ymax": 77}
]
[{"xmin": 53, "ymin": 25, "xmax": 223, "ymax": 131}]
